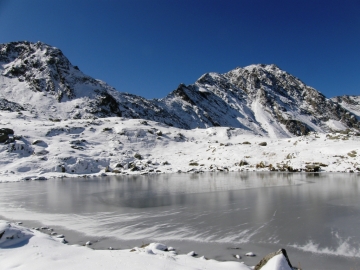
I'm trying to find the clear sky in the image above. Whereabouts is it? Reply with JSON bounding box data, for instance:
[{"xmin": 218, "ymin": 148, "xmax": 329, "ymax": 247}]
[{"xmin": 0, "ymin": 0, "xmax": 359, "ymax": 99}]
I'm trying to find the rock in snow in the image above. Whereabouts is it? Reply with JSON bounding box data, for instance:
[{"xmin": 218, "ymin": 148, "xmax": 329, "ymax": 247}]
[
  {"xmin": 254, "ymin": 249, "xmax": 294, "ymax": 270},
  {"xmin": 187, "ymin": 251, "xmax": 197, "ymax": 256},
  {"xmin": 245, "ymin": 252, "xmax": 256, "ymax": 257}
]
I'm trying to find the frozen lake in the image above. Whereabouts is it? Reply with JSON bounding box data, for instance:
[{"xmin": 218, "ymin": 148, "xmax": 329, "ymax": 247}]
[{"xmin": 1, "ymin": 172, "xmax": 360, "ymax": 269}]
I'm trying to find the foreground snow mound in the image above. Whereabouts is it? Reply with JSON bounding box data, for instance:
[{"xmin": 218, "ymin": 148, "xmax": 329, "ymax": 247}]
[
  {"xmin": 0, "ymin": 221, "xmax": 33, "ymax": 248},
  {"xmin": 0, "ymin": 222, "xmax": 253, "ymax": 270}
]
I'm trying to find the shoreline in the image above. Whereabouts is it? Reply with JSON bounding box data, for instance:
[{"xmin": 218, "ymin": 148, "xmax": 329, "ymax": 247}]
[{"xmin": 0, "ymin": 169, "xmax": 359, "ymax": 184}]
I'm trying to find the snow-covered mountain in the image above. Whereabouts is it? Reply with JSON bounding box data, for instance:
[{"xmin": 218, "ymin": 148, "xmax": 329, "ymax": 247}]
[
  {"xmin": 1, "ymin": 41, "xmax": 359, "ymax": 138},
  {"xmin": 0, "ymin": 41, "xmax": 184, "ymax": 126},
  {"xmin": 158, "ymin": 64, "xmax": 359, "ymax": 137}
]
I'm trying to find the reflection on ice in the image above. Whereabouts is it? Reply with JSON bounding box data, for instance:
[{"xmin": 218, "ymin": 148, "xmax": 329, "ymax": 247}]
[{"xmin": 0, "ymin": 172, "xmax": 360, "ymax": 268}]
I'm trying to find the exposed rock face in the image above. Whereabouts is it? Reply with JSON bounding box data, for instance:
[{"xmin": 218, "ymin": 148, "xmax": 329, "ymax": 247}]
[
  {"xmin": 1, "ymin": 41, "xmax": 359, "ymax": 138},
  {"xmin": 332, "ymin": 95, "xmax": 360, "ymax": 119}
]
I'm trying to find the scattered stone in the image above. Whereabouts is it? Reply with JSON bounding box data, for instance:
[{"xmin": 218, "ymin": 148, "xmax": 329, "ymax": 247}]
[
  {"xmin": 60, "ymin": 238, "xmax": 68, "ymax": 244},
  {"xmin": 239, "ymin": 160, "xmax": 249, "ymax": 166},
  {"xmin": 49, "ymin": 118, "xmax": 61, "ymax": 122},
  {"xmin": 33, "ymin": 150, "xmax": 49, "ymax": 156},
  {"xmin": 148, "ymin": 243, "xmax": 168, "ymax": 251},
  {"xmin": 189, "ymin": 162, "xmax": 199, "ymax": 166},
  {"xmin": 140, "ymin": 120, "xmax": 148, "ymax": 125},
  {"xmin": 34, "ymin": 176, "xmax": 47, "ymax": 181},
  {"xmin": 258, "ymin": 142, "xmax": 267, "ymax": 146},
  {"xmin": 187, "ymin": 251, "xmax": 197, "ymax": 256},
  {"xmin": 305, "ymin": 164, "xmax": 320, "ymax": 172}
]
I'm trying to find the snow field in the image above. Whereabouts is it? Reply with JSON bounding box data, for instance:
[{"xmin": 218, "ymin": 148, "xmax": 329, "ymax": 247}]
[{"xmin": 1, "ymin": 110, "xmax": 360, "ymax": 182}]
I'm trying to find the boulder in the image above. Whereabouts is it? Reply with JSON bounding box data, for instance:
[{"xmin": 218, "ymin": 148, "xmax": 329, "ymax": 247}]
[
  {"xmin": 0, "ymin": 133, "xmax": 8, "ymax": 143},
  {"xmin": 0, "ymin": 128, "xmax": 14, "ymax": 135},
  {"xmin": 148, "ymin": 243, "xmax": 168, "ymax": 251},
  {"xmin": 305, "ymin": 164, "xmax": 320, "ymax": 172},
  {"xmin": 259, "ymin": 142, "xmax": 267, "ymax": 146},
  {"xmin": 254, "ymin": 249, "xmax": 294, "ymax": 270}
]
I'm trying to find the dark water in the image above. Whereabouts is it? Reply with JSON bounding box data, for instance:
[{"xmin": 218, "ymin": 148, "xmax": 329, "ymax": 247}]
[{"xmin": 1, "ymin": 172, "xmax": 360, "ymax": 269}]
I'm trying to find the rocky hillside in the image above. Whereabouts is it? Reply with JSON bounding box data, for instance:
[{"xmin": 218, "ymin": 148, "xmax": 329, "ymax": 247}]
[
  {"xmin": 158, "ymin": 65, "xmax": 359, "ymax": 137},
  {"xmin": 1, "ymin": 41, "xmax": 359, "ymax": 138},
  {"xmin": 332, "ymin": 95, "xmax": 360, "ymax": 119},
  {"xmin": 0, "ymin": 41, "xmax": 184, "ymax": 126}
]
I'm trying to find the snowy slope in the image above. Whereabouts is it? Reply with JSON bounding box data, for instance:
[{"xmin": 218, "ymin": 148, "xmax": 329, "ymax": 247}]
[
  {"xmin": 0, "ymin": 41, "xmax": 186, "ymax": 126},
  {"xmin": 332, "ymin": 95, "xmax": 360, "ymax": 119},
  {"xmin": 1, "ymin": 109, "xmax": 360, "ymax": 182}
]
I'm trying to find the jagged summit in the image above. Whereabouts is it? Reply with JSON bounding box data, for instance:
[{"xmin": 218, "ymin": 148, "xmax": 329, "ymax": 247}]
[{"xmin": 0, "ymin": 41, "xmax": 359, "ymax": 138}]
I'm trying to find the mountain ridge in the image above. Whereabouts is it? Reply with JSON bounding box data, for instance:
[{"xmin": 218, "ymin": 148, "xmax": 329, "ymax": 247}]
[{"xmin": 1, "ymin": 41, "xmax": 359, "ymax": 138}]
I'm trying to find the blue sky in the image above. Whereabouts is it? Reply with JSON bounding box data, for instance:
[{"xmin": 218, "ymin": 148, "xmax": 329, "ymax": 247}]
[{"xmin": 0, "ymin": 0, "xmax": 359, "ymax": 99}]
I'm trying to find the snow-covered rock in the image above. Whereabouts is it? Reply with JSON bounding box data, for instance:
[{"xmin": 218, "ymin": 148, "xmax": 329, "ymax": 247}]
[{"xmin": 254, "ymin": 249, "xmax": 294, "ymax": 270}]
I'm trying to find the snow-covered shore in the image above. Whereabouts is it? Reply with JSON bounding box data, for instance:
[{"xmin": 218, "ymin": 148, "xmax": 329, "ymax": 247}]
[
  {"xmin": 0, "ymin": 221, "xmax": 296, "ymax": 270},
  {"xmin": 1, "ymin": 110, "xmax": 360, "ymax": 182}
]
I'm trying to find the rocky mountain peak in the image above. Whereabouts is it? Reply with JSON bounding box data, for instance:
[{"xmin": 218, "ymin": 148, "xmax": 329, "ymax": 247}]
[
  {"xmin": 0, "ymin": 41, "xmax": 81, "ymax": 101},
  {"xmin": 0, "ymin": 41, "xmax": 359, "ymax": 138}
]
